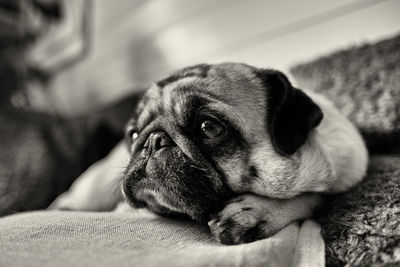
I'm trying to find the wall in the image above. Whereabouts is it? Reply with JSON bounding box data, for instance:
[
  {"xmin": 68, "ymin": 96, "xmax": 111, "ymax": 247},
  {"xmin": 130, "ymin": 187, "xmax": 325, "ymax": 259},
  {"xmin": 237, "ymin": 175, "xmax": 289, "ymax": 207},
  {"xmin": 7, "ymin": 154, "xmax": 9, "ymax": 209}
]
[{"xmin": 45, "ymin": 0, "xmax": 400, "ymax": 113}]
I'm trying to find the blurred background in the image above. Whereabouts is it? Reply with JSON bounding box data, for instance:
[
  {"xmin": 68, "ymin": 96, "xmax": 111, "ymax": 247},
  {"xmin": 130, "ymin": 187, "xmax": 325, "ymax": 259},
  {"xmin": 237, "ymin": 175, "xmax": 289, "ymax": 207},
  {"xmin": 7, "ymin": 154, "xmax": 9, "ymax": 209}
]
[
  {"xmin": 1, "ymin": 0, "xmax": 400, "ymax": 222},
  {"xmin": 1, "ymin": 0, "xmax": 400, "ymax": 115},
  {"xmin": 1, "ymin": 2, "xmax": 400, "ymax": 263}
]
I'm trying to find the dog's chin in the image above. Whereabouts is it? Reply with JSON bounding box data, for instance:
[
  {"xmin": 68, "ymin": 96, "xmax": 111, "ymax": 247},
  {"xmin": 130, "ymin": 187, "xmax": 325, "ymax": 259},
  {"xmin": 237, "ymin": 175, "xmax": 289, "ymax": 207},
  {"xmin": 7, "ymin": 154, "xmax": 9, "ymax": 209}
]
[
  {"xmin": 124, "ymin": 180, "xmax": 216, "ymax": 223},
  {"xmin": 125, "ymin": 185, "xmax": 203, "ymax": 221},
  {"xmin": 122, "ymin": 146, "xmax": 228, "ymax": 223}
]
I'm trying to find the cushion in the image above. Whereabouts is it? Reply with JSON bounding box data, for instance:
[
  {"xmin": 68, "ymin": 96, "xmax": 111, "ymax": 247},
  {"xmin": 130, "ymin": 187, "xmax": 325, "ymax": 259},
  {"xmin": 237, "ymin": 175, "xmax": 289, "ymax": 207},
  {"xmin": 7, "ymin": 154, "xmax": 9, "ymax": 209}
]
[
  {"xmin": 0, "ymin": 211, "xmax": 324, "ymax": 267},
  {"xmin": 291, "ymin": 34, "xmax": 400, "ymax": 152},
  {"xmin": 316, "ymin": 155, "xmax": 400, "ymax": 266}
]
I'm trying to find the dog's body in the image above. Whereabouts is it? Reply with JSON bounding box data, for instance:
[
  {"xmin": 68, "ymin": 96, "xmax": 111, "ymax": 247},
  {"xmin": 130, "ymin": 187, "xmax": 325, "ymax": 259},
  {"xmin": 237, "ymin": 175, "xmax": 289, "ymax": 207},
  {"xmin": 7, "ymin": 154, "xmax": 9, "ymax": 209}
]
[{"xmin": 50, "ymin": 63, "xmax": 368, "ymax": 244}]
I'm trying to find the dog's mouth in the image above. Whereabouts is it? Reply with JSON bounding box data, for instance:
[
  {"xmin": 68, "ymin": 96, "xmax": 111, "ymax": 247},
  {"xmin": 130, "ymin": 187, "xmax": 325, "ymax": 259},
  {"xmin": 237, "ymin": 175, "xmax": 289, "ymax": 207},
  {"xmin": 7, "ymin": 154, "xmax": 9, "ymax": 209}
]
[
  {"xmin": 124, "ymin": 184, "xmax": 191, "ymax": 220},
  {"xmin": 122, "ymin": 145, "xmax": 231, "ymax": 222}
]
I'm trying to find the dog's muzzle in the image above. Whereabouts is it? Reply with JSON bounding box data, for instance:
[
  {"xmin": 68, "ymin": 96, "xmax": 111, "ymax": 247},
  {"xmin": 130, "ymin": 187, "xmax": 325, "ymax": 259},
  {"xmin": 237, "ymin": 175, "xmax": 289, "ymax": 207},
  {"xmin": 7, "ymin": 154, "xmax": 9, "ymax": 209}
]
[{"xmin": 123, "ymin": 130, "xmax": 231, "ymax": 222}]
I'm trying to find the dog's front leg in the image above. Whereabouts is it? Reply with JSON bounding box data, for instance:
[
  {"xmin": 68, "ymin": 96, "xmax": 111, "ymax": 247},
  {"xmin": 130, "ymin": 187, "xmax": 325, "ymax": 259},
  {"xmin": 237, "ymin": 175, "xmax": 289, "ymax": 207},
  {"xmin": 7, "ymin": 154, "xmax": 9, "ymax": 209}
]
[{"xmin": 208, "ymin": 193, "xmax": 323, "ymax": 245}]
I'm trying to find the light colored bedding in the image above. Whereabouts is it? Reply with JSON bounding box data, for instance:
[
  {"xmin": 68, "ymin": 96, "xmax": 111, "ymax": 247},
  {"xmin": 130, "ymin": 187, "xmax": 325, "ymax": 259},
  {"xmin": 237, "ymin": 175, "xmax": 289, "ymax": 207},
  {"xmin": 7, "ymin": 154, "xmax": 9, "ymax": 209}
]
[{"xmin": 0, "ymin": 210, "xmax": 324, "ymax": 267}]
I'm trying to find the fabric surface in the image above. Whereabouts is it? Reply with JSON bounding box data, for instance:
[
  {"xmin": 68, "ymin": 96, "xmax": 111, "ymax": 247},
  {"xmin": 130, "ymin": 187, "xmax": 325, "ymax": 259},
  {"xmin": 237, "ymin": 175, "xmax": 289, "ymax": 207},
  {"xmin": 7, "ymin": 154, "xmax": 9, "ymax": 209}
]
[
  {"xmin": 0, "ymin": 210, "xmax": 324, "ymax": 267},
  {"xmin": 316, "ymin": 155, "xmax": 400, "ymax": 266},
  {"xmin": 290, "ymin": 34, "xmax": 400, "ymax": 153}
]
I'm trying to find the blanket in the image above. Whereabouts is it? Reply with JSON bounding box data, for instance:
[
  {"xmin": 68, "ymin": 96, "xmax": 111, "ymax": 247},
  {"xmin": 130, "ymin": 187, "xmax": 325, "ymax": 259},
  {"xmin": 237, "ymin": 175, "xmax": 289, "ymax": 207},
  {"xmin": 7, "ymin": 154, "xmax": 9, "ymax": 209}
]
[
  {"xmin": 0, "ymin": 210, "xmax": 324, "ymax": 267},
  {"xmin": 7, "ymin": 141, "xmax": 325, "ymax": 267}
]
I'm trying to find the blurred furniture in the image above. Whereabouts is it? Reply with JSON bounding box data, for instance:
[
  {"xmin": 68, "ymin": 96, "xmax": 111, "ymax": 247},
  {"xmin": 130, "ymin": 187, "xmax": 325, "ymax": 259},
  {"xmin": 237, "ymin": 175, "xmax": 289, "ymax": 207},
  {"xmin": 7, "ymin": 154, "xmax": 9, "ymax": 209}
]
[
  {"xmin": 0, "ymin": 0, "xmax": 140, "ymax": 216},
  {"xmin": 0, "ymin": 0, "xmax": 62, "ymax": 107}
]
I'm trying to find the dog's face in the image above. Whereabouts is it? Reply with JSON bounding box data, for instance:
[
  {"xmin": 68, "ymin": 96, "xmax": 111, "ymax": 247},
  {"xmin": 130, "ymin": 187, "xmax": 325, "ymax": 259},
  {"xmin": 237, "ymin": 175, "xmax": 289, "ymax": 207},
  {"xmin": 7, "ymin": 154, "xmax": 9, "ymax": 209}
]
[{"xmin": 122, "ymin": 63, "xmax": 323, "ymax": 222}]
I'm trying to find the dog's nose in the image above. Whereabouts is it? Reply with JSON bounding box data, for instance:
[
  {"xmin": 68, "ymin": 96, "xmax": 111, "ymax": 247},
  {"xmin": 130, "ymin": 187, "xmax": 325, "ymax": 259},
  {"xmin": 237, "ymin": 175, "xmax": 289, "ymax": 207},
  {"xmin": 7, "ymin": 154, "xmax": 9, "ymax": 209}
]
[{"xmin": 143, "ymin": 131, "xmax": 173, "ymax": 155}]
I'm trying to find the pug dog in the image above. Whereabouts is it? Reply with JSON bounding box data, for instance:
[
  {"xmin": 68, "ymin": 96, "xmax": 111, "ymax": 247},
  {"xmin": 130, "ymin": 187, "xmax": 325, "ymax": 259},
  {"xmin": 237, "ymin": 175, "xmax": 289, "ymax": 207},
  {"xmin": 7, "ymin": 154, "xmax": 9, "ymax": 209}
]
[{"xmin": 50, "ymin": 63, "xmax": 368, "ymax": 245}]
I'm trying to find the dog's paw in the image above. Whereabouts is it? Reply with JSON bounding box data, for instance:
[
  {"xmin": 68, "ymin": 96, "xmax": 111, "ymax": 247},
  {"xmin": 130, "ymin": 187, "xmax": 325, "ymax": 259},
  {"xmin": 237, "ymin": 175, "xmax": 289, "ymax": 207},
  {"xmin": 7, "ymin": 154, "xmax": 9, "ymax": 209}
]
[{"xmin": 208, "ymin": 195, "xmax": 280, "ymax": 245}]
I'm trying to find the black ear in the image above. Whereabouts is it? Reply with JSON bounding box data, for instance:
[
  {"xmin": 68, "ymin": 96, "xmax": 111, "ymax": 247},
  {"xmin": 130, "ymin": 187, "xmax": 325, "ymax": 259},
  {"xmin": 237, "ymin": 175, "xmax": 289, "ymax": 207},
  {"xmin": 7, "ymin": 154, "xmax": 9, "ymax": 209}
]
[{"xmin": 256, "ymin": 69, "xmax": 323, "ymax": 155}]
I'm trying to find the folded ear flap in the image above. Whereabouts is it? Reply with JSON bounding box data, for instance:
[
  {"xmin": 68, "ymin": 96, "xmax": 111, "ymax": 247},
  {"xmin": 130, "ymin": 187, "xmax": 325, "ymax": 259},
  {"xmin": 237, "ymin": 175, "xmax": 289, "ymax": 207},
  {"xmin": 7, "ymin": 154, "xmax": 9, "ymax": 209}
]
[{"xmin": 256, "ymin": 69, "xmax": 323, "ymax": 155}]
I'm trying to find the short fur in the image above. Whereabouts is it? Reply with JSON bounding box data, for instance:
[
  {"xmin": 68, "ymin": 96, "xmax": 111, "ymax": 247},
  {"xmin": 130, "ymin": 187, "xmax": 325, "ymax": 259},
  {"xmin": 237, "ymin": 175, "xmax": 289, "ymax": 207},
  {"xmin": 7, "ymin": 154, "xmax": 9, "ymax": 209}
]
[{"xmin": 51, "ymin": 63, "xmax": 368, "ymax": 244}]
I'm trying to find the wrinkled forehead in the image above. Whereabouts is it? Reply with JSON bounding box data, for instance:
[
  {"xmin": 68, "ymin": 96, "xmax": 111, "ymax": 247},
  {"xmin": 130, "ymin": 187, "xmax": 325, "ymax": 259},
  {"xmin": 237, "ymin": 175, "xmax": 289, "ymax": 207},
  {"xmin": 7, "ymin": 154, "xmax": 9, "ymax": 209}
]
[{"xmin": 134, "ymin": 63, "xmax": 268, "ymax": 141}]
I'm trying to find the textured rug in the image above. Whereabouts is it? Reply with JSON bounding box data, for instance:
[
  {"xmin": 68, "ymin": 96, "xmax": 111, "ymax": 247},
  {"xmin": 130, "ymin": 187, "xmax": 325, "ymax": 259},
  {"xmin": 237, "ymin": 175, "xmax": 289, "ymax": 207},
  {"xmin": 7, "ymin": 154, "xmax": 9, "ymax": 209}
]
[
  {"xmin": 291, "ymin": 33, "xmax": 400, "ymax": 266},
  {"xmin": 316, "ymin": 155, "xmax": 400, "ymax": 266},
  {"xmin": 291, "ymin": 33, "xmax": 400, "ymax": 154}
]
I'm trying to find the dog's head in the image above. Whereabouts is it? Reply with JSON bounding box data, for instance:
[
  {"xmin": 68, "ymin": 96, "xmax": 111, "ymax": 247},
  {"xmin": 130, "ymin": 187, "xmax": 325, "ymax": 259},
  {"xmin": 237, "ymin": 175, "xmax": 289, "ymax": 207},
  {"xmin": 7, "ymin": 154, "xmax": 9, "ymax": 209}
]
[{"xmin": 122, "ymin": 63, "xmax": 323, "ymax": 222}]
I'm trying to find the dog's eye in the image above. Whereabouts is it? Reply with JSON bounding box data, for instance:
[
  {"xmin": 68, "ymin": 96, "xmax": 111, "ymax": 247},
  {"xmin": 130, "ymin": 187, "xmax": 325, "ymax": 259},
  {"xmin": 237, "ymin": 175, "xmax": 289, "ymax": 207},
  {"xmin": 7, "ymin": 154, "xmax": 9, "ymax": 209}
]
[
  {"xmin": 131, "ymin": 132, "xmax": 138, "ymax": 141},
  {"xmin": 200, "ymin": 119, "xmax": 224, "ymax": 140},
  {"xmin": 127, "ymin": 126, "xmax": 138, "ymax": 142}
]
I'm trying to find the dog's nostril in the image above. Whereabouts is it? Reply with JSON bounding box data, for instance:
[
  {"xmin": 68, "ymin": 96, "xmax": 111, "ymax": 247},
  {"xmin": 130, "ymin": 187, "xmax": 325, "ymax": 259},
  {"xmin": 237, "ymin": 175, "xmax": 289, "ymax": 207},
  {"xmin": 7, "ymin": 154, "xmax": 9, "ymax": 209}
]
[
  {"xmin": 145, "ymin": 131, "xmax": 173, "ymax": 153},
  {"xmin": 154, "ymin": 136, "xmax": 162, "ymax": 150},
  {"xmin": 157, "ymin": 135, "xmax": 172, "ymax": 148}
]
